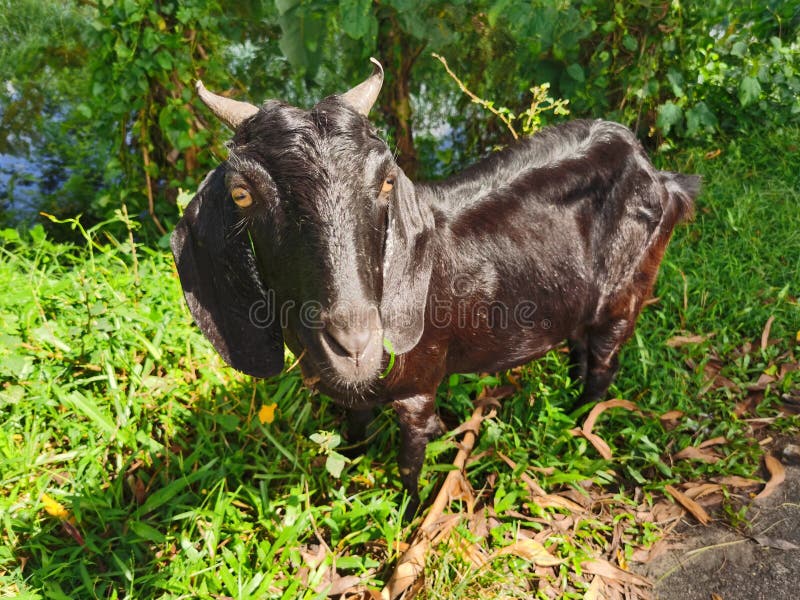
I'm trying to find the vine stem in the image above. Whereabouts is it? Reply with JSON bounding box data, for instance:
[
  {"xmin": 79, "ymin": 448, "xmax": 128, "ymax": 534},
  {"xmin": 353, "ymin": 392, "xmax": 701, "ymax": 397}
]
[
  {"xmin": 140, "ymin": 114, "xmax": 167, "ymax": 235},
  {"xmin": 432, "ymin": 53, "xmax": 519, "ymax": 140}
]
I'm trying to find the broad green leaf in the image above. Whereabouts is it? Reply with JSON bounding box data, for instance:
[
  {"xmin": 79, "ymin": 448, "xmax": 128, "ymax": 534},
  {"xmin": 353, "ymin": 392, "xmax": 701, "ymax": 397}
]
[
  {"xmin": 686, "ymin": 102, "xmax": 718, "ymax": 135},
  {"xmin": 731, "ymin": 41, "xmax": 747, "ymax": 58},
  {"xmin": 739, "ymin": 76, "xmax": 761, "ymax": 106},
  {"xmin": 325, "ymin": 452, "xmax": 349, "ymax": 478},
  {"xmin": 275, "ymin": 0, "xmax": 300, "ymax": 16},
  {"xmin": 656, "ymin": 101, "xmax": 683, "ymax": 135},
  {"xmin": 339, "ymin": 0, "xmax": 373, "ymax": 40},
  {"xmin": 667, "ymin": 69, "xmax": 684, "ymax": 97},
  {"xmin": 566, "ymin": 63, "xmax": 585, "ymax": 82}
]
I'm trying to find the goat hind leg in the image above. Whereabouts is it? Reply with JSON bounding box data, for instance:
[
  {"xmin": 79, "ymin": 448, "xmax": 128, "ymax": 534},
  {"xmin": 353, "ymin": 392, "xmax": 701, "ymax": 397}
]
[
  {"xmin": 578, "ymin": 320, "xmax": 630, "ymax": 405},
  {"xmin": 567, "ymin": 337, "xmax": 589, "ymax": 385}
]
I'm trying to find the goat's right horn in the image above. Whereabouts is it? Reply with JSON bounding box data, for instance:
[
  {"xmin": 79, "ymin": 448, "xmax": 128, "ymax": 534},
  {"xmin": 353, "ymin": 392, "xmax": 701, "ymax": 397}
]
[
  {"xmin": 340, "ymin": 57, "xmax": 384, "ymax": 116},
  {"xmin": 195, "ymin": 80, "xmax": 259, "ymax": 130}
]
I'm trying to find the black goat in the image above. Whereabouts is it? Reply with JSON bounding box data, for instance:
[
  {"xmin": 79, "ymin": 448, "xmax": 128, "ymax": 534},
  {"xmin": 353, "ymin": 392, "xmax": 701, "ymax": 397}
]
[{"xmin": 172, "ymin": 60, "xmax": 700, "ymax": 515}]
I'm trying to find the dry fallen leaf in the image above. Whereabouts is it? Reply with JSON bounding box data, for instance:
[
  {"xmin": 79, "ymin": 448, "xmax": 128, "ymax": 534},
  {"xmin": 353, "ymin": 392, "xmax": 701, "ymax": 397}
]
[
  {"xmin": 682, "ymin": 483, "xmax": 723, "ymax": 501},
  {"xmin": 490, "ymin": 539, "xmax": 561, "ymax": 567},
  {"xmin": 531, "ymin": 493, "xmax": 585, "ymax": 513},
  {"xmin": 698, "ymin": 436, "xmax": 728, "ymax": 449},
  {"xmin": 665, "ymin": 484, "xmax": 710, "ymax": 525},
  {"xmin": 581, "ymin": 558, "xmax": 651, "ymax": 587},
  {"xmin": 580, "ymin": 399, "xmax": 640, "ymax": 460},
  {"xmin": 660, "ymin": 409, "xmax": 684, "ymax": 421},
  {"xmin": 584, "ymin": 574, "xmax": 605, "ymax": 600},
  {"xmin": 761, "ymin": 315, "xmax": 775, "ymax": 352},
  {"xmin": 329, "ymin": 574, "xmax": 367, "ymax": 597},
  {"xmin": 754, "ymin": 454, "xmax": 786, "ymax": 501},
  {"xmin": 751, "ymin": 535, "xmax": 800, "ymax": 551},
  {"xmin": 674, "ymin": 446, "xmax": 721, "ymax": 464},
  {"xmin": 713, "ymin": 475, "xmax": 762, "ymax": 488},
  {"xmin": 666, "ymin": 333, "xmax": 712, "ymax": 347},
  {"xmin": 382, "ymin": 401, "xmax": 490, "ymax": 600}
]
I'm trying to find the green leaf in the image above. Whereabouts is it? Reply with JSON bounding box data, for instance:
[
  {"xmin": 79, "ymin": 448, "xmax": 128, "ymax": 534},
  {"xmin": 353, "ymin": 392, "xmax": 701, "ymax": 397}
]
[
  {"xmin": 666, "ymin": 69, "xmax": 684, "ymax": 98},
  {"xmin": 566, "ymin": 63, "xmax": 585, "ymax": 82},
  {"xmin": 325, "ymin": 451, "xmax": 349, "ymax": 478},
  {"xmin": 212, "ymin": 413, "xmax": 240, "ymax": 432},
  {"xmin": 275, "ymin": 0, "xmax": 300, "ymax": 15},
  {"xmin": 155, "ymin": 52, "xmax": 172, "ymax": 70},
  {"xmin": 622, "ymin": 34, "xmax": 638, "ymax": 52},
  {"xmin": 60, "ymin": 390, "xmax": 116, "ymax": 438},
  {"xmin": 76, "ymin": 103, "xmax": 93, "ymax": 119},
  {"xmin": 656, "ymin": 101, "xmax": 683, "ymax": 135},
  {"xmin": 0, "ymin": 353, "xmax": 34, "ymax": 380},
  {"xmin": 129, "ymin": 521, "xmax": 166, "ymax": 543},
  {"xmin": 686, "ymin": 102, "xmax": 718, "ymax": 135},
  {"xmin": 339, "ymin": 0, "xmax": 373, "ymax": 40},
  {"xmin": 135, "ymin": 459, "xmax": 218, "ymax": 515},
  {"xmin": 277, "ymin": 7, "xmax": 326, "ymax": 73},
  {"xmin": 731, "ymin": 41, "xmax": 747, "ymax": 58},
  {"xmin": 738, "ymin": 76, "xmax": 761, "ymax": 106},
  {"xmin": 387, "ymin": 0, "xmax": 421, "ymax": 12},
  {"xmin": 310, "ymin": 431, "xmax": 341, "ymax": 450},
  {"xmin": 32, "ymin": 325, "xmax": 72, "ymax": 353}
]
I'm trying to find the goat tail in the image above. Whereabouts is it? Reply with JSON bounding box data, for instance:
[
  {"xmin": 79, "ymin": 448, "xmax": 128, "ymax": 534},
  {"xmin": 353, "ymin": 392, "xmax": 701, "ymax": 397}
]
[{"xmin": 660, "ymin": 172, "xmax": 701, "ymax": 224}]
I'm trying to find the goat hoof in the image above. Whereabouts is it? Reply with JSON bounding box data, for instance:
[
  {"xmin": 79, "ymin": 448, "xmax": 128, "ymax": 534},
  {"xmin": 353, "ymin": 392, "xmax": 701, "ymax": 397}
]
[{"xmin": 402, "ymin": 496, "xmax": 421, "ymax": 523}]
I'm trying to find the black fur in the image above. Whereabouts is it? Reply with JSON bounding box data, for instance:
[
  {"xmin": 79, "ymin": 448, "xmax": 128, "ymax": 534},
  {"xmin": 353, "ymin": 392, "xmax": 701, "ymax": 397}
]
[{"xmin": 172, "ymin": 89, "xmax": 700, "ymax": 516}]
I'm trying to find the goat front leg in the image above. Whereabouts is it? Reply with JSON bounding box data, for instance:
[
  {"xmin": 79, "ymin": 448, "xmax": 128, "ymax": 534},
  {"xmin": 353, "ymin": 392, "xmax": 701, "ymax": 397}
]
[
  {"xmin": 341, "ymin": 406, "xmax": 375, "ymax": 459},
  {"xmin": 393, "ymin": 394, "xmax": 442, "ymax": 520}
]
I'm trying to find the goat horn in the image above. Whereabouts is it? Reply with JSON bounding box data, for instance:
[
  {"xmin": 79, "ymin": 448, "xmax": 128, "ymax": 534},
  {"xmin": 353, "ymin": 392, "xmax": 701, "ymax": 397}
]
[
  {"xmin": 339, "ymin": 57, "xmax": 384, "ymax": 116},
  {"xmin": 195, "ymin": 80, "xmax": 259, "ymax": 130}
]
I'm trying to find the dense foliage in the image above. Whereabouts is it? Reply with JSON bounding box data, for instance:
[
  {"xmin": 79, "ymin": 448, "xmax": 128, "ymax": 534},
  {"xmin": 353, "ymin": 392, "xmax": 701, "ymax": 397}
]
[{"xmin": 1, "ymin": 1, "xmax": 798, "ymax": 233}]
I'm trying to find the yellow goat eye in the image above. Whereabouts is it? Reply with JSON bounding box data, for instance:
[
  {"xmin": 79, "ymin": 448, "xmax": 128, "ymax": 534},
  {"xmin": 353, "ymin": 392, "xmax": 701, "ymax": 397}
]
[
  {"xmin": 231, "ymin": 187, "xmax": 253, "ymax": 207},
  {"xmin": 381, "ymin": 177, "xmax": 395, "ymax": 194}
]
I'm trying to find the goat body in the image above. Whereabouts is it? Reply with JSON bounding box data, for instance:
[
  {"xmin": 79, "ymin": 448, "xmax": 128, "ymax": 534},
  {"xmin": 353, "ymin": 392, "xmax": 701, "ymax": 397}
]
[{"xmin": 172, "ymin": 63, "xmax": 700, "ymax": 515}]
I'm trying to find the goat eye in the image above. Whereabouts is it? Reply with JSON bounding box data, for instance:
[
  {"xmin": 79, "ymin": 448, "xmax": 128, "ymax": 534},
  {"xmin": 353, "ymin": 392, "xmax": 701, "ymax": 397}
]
[
  {"xmin": 231, "ymin": 187, "xmax": 253, "ymax": 207},
  {"xmin": 380, "ymin": 177, "xmax": 395, "ymax": 194}
]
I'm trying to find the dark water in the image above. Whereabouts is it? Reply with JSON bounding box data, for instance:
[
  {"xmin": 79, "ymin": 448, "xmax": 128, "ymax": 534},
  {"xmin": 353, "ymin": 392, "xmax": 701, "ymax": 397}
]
[{"xmin": 0, "ymin": 152, "xmax": 42, "ymax": 222}]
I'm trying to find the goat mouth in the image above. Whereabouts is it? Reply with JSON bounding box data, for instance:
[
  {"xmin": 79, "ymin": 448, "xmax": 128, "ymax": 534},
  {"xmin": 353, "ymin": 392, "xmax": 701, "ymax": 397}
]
[{"xmin": 317, "ymin": 327, "xmax": 384, "ymax": 385}]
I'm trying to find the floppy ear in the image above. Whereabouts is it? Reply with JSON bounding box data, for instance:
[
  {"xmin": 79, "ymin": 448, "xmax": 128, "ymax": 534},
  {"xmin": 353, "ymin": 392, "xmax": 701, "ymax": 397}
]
[
  {"xmin": 171, "ymin": 168, "xmax": 284, "ymax": 378},
  {"xmin": 380, "ymin": 170, "xmax": 434, "ymax": 354}
]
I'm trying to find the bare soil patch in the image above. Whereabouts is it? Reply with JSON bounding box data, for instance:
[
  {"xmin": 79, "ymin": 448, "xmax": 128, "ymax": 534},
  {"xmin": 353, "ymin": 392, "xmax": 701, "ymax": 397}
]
[{"xmin": 636, "ymin": 445, "xmax": 800, "ymax": 600}]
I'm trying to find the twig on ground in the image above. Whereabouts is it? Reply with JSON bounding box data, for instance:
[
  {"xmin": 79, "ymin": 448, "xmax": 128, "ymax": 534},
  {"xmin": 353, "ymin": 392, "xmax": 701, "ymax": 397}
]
[{"xmin": 381, "ymin": 401, "xmax": 491, "ymax": 600}]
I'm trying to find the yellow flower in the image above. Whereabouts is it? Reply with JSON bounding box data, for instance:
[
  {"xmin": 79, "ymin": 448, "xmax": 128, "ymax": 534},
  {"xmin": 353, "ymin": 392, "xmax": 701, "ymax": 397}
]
[
  {"xmin": 258, "ymin": 403, "xmax": 277, "ymax": 425},
  {"xmin": 41, "ymin": 493, "xmax": 70, "ymax": 520}
]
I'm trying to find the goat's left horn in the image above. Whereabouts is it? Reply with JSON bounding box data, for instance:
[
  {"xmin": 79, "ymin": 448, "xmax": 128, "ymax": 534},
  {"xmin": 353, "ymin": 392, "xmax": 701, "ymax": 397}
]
[
  {"xmin": 195, "ymin": 80, "xmax": 259, "ymax": 130},
  {"xmin": 340, "ymin": 57, "xmax": 384, "ymax": 116}
]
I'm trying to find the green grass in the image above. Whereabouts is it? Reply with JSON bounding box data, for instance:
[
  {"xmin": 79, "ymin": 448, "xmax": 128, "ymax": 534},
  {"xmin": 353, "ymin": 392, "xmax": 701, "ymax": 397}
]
[{"xmin": 1, "ymin": 127, "xmax": 798, "ymax": 599}]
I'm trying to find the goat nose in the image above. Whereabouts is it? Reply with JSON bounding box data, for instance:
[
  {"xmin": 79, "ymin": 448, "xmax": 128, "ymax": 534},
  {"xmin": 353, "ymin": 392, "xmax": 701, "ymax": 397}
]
[{"xmin": 325, "ymin": 324, "xmax": 373, "ymax": 359}]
